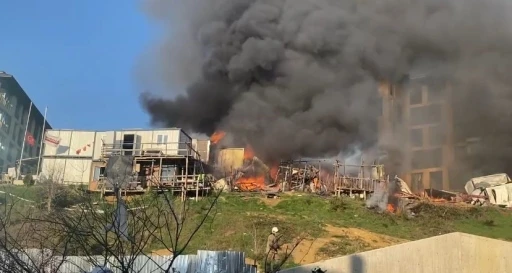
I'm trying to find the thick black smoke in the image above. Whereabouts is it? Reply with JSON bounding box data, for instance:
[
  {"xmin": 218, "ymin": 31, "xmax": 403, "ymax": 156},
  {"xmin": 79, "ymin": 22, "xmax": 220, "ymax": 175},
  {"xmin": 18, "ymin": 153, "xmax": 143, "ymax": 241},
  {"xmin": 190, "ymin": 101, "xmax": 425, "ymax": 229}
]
[{"xmin": 139, "ymin": 0, "xmax": 512, "ymax": 170}]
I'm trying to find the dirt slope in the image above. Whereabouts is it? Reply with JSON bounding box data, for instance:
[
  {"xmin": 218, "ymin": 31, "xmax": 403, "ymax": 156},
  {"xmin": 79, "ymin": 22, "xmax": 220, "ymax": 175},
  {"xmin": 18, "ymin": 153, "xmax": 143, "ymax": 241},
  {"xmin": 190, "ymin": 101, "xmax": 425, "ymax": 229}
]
[{"xmin": 290, "ymin": 225, "xmax": 407, "ymax": 264}]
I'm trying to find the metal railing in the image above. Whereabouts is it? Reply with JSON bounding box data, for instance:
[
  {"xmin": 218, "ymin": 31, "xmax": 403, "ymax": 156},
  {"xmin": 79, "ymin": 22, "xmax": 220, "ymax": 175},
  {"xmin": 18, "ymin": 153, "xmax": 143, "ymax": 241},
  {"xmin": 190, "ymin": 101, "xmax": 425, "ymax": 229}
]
[
  {"xmin": 334, "ymin": 176, "xmax": 383, "ymax": 191},
  {"xmin": 93, "ymin": 174, "xmax": 211, "ymax": 192},
  {"xmin": 101, "ymin": 141, "xmax": 201, "ymax": 159}
]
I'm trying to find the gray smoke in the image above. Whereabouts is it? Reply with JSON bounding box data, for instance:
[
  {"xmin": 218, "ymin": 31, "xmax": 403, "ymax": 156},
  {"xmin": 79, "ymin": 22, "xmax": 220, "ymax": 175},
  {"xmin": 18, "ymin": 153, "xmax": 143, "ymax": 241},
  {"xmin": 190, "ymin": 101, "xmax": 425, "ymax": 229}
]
[
  {"xmin": 366, "ymin": 182, "xmax": 389, "ymax": 212},
  {"xmin": 138, "ymin": 0, "xmax": 512, "ymax": 174}
]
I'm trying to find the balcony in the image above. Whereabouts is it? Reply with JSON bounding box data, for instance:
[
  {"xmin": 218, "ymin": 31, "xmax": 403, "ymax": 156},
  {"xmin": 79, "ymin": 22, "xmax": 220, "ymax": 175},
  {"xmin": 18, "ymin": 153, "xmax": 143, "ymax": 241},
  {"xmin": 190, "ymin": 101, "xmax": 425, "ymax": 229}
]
[{"xmin": 100, "ymin": 141, "xmax": 199, "ymax": 159}]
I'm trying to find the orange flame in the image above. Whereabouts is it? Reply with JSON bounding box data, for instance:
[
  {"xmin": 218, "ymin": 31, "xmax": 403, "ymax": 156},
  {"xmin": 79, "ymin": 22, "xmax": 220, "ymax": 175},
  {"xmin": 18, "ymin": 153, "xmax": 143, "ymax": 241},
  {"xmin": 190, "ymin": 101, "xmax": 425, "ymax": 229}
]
[
  {"xmin": 210, "ymin": 131, "xmax": 226, "ymax": 144},
  {"xmin": 387, "ymin": 204, "xmax": 395, "ymax": 213},
  {"xmin": 236, "ymin": 176, "xmax": 265, "ymax": 191},
  {"xmin": 244, "ymin": 144, "xmax": 255, "ymax": 159}
]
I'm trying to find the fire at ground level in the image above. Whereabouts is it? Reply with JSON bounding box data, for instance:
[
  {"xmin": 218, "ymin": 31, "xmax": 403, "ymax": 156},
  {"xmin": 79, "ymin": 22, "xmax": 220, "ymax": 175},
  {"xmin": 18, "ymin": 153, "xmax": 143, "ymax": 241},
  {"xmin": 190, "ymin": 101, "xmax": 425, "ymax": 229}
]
[
  {"xmin": 87, "ymin": 130, "xmax": 512, "ymax": 212},
  {"xmin": 209, "ymin": 131, "xmax": 512, "ymax": 212}
]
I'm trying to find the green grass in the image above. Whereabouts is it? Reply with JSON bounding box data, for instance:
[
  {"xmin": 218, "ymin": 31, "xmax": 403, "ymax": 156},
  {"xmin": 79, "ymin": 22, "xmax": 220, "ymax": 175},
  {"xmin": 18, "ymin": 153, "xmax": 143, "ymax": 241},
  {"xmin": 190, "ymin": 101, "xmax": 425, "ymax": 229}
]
[
  {"xmin": 2, "ymin": 187, "xmax": 512, "ymax": 268},
  {"xmin": 149, "ymin": 192, "xmax": 512, "ymax": 269},
  {"xmin": 0, "ymin": 185, "xmax": 42, "ymax": 202}
]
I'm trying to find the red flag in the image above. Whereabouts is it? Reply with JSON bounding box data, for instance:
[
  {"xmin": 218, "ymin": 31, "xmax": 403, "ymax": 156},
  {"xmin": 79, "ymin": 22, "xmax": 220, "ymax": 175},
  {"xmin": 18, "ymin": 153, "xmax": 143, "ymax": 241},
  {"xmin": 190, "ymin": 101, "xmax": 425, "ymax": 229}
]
[{"xmin": 25, "ymin": 133, "xmax": 35, "ymax": 146}]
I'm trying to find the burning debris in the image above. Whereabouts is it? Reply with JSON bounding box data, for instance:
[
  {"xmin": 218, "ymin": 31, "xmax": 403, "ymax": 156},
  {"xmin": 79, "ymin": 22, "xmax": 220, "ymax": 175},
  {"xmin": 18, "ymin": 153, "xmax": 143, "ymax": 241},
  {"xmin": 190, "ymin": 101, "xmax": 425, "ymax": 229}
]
[
  {"xmin": 275, "ymin": 160, "xmax": 323, "ymax": 193},
  {"xmin": 366, "ymin": 176, "xmax": 420, "ymax": 218}
]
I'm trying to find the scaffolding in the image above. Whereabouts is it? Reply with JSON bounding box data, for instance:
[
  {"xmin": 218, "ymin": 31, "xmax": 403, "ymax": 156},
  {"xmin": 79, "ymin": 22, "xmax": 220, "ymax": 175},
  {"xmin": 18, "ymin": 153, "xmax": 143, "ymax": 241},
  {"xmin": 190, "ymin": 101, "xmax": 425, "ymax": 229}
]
[
  {"xmin": 274, "ymin": 159, "xmax": 325, "ymax": 192},
  {"xmin": 332, "ymin": 160, "xmax": 388, "ymax": 199},
  {"xmin": 91, "ymin": 141, "xmax": 211, "ymax": 200}
]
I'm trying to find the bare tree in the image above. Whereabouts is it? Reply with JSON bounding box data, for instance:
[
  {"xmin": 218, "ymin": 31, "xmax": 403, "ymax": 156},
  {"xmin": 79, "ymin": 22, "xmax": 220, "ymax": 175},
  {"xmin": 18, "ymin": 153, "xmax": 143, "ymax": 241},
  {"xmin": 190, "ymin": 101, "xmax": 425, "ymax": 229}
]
[
  {"xmin": 0, "ymin": 155, "xmax": 222, "ymax": 273},
  {"xmin": 141, "ymin": 189, "xmax": 222, "ymax": 273},
  {"xmin": 50, "ymin": 190, "xmax": 155, "ymax": 273},
  {"xmin": 0, "ymin": 191, "xmax": 73, "ymax": 273},
  {"xmin": 39, "ymin": 163, "xmax": 65, "ymax": 212}
]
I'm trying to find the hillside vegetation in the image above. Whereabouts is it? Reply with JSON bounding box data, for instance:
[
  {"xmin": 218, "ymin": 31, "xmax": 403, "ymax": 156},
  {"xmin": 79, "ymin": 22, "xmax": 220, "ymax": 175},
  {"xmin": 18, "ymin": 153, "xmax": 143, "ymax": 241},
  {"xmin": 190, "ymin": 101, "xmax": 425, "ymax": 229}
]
[{"xmin": 2, "ymin": 185, "xmax": 512, "ymax": 267}]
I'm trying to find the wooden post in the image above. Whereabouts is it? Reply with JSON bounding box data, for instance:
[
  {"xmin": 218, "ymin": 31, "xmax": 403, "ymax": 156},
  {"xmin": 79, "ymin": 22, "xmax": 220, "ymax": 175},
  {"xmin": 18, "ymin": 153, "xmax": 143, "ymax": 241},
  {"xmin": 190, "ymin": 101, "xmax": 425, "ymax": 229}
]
[
  {"xmin": 185, "ymin": 156, "xmax": 189, "ymax": 201},
  {"xmin": 194, "ymin": 161, "xmax": 198, "ymax": 201},
  {"xmin": 180, "ymin": 168, "xmax": 185, "ymax": 201}
]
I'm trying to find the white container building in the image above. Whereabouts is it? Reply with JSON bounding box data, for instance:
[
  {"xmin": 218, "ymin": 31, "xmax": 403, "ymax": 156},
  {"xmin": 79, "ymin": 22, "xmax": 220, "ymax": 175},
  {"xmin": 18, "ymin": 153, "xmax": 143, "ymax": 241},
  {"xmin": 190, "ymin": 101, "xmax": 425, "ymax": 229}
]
[{"xmin": 40, "ymin": 128, "xmax": 204, "ymax": 186}]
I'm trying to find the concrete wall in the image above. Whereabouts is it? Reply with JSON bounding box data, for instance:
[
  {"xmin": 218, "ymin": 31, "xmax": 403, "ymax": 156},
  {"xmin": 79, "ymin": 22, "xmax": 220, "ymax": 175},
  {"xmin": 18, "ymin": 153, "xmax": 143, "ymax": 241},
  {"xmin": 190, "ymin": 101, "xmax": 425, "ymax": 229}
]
[{"xmin": 279, "ymin": 232, "xmax": 512, "ymax": 273}]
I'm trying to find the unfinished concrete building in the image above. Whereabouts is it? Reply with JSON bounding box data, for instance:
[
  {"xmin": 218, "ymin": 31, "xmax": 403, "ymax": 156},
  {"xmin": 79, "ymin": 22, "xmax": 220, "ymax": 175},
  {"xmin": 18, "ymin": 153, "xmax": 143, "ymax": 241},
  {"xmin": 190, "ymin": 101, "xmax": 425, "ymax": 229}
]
[
  {"xmin": 378, "ymin": 71, "xmax": 500, "ymax": 192},
  {"xmin": 378, "ymin": 78, "xmax": 453, "ymax": 192}
]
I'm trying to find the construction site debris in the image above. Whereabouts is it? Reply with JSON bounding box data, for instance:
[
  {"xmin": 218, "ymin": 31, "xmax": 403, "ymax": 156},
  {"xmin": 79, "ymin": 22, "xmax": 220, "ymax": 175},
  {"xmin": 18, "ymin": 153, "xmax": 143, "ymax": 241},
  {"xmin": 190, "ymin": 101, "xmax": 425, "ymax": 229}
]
[
  {"xmin": 275, "ymin": 160, "xmax": 323, "ymax": 192},
  {"xmin": 464, "ymin": 173, "xmax": 511, "ymax": 194},
  {"xmin": 464, "ymin": 173, "xmax": 512, "ymax": 207}
]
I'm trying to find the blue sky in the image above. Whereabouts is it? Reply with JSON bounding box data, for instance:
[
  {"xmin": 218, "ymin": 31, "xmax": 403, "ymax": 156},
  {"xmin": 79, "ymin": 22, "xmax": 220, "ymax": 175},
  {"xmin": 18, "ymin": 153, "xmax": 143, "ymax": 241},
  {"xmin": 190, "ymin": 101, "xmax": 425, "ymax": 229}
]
[{"xmin": 0, "ymin": 1, "xmax": 158, "ymax": 130}]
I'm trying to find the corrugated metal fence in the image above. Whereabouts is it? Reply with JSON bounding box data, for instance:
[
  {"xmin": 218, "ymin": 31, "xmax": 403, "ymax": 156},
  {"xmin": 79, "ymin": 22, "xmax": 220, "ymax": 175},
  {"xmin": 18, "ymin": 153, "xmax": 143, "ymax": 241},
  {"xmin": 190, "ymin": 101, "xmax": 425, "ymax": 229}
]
[{"xmin": 3, "ymin": 249, "xmax": 257, "ymax": 273}]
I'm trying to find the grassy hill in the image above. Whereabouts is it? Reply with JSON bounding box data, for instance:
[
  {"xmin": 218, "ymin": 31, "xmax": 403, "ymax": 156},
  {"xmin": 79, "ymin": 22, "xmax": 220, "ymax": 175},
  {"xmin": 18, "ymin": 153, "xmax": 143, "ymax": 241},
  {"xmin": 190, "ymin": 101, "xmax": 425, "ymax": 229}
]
[
  {"xmin": 170, "ymin": 192, "xmax": 512, "ymax": 267},
  {"xmin": 2, "ymin": 185, "xmax": 512, "ymax": 268}
]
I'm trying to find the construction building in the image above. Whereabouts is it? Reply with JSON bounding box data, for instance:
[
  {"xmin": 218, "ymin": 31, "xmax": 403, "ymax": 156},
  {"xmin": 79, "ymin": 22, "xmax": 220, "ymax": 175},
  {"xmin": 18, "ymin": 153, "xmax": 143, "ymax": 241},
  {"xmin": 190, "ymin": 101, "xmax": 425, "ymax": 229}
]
[
  {"xmin": 41, "ymin": 128, "xmax": 211, "ymax": 194},
  {"xmin": 377, "ymin": 71, "xmax": 492, "ymax": 192},
  {"xmin": 0, "ymin": 71, "xmax": 51, "ymax": 174}
]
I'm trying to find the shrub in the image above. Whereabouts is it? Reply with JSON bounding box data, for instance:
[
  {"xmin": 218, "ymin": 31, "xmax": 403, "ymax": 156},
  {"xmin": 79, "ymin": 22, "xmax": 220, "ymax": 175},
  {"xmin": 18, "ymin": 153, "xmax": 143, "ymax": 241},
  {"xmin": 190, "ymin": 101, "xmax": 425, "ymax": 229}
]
[{"xmin": 22, "ymin": 174, "xmax": 35, "ymax": 186}]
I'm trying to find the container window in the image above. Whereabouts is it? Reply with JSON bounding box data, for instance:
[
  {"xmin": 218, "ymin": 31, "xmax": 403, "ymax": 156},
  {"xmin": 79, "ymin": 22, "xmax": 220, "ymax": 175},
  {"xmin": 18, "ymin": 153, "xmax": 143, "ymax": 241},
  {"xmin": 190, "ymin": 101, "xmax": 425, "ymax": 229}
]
[{"xmin": 157, "ymin": 134, "xmax": 168, "ymax": 144}]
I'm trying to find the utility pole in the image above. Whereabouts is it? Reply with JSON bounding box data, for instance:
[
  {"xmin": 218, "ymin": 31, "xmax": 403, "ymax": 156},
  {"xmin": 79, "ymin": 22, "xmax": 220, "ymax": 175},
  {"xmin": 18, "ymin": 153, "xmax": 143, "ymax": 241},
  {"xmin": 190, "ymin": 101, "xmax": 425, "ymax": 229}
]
[{"xmin": 17, "ymin": 101, "xmax": 33, "ymax": 180}]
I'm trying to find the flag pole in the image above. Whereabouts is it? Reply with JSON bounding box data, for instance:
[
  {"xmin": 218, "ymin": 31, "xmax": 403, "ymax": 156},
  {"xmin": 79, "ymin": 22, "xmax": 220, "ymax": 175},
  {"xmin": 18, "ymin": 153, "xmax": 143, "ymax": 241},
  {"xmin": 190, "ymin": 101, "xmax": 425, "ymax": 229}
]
[
  {"xmin": 17, "ymin": 101, "xmax": 33, "ymax": 180},
  {"xmin": 36, "ymin": 106, "xmax": 47, "ymax": 177}
]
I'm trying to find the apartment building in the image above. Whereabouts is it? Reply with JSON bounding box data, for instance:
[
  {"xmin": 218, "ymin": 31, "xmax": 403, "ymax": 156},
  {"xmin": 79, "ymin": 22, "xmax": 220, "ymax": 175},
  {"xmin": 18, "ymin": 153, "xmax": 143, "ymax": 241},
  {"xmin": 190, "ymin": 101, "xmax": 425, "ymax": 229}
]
[{"xmin": 0, "ymin": 72, "xmax": 51, "ymax": 174}]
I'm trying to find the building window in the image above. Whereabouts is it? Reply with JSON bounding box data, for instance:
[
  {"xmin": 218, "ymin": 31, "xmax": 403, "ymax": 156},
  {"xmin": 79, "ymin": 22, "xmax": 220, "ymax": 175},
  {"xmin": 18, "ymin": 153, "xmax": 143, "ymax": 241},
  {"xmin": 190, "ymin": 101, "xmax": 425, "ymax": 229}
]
[
  {"xmin": 22, "ymin": 111, "xmax": 28, "ymax": 124},
  {"xmin": 410, "ymin": 128, "xmax": 423, "ymax": 148},
  {"xmin": 0, "ymin": 91, "xmax": 8, "ymax": 109},
  {"xmin": 15, "ymin": 105, "xmax": 23, "ymax": 120},
  {"xmin": 429, "ymin": 171, "xmax": 443, "ymax": 189},
  {"xmin": 425, "ymin": 81, "xmax": 445, "ymax": 103},
  {"xmin": 8, "ymin": 96, "xmax": 16, "ymax": 114},
  {"xmin": 411, "ymin": 172, "xmax": 423, "ymax": 192},
  {"xmin": 0, "ymin": 135, "xmax": 5, "ymax": 157},
  {"xmin": 411, "ymin": 148, "xmax": 443, "ymax": 169},
  {"xmin": 0, "ymin": 110, "xmax": 11, "ymax": 133},
  {"xmin": 17, "ymin": 128, "xmax": 23, "ymax": 146},
  {"xmin": 409, "ymin": 85, "xmax": 423, "ymax": 105},
  {"xmin": 7, "ymin": 150, "xmax": 15, "ymax": 164},
  {"xmin": 157, "ymin": 135, "xmax": 168, "ymax": 144},
  {"xmin": 428, "ymin": 125, "xmax": 445, "ymax": 147},
  {"xmin": 93, "ymin": 166, "xmax": 105, "ymax": 181},
  {"xmin": 409, "ymin": 104, "xmax": 442, "ymax": 126}
]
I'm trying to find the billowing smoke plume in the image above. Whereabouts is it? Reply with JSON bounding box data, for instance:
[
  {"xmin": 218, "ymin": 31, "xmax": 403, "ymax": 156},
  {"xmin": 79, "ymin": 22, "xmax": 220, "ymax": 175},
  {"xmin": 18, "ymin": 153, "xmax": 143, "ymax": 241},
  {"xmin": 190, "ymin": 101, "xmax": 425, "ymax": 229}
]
[{"xmin": 138, "ymin": 0, "xmax": 512, "ymax": 175}]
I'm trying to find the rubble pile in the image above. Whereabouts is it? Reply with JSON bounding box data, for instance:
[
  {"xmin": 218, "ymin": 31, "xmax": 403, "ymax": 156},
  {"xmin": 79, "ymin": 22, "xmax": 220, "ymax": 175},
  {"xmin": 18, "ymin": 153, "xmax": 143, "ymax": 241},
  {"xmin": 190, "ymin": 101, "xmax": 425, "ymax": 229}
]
[
  {"xmin": 366, "ymin": 172, "xmax": 512, "ymax": 219},
  {"xmin": 274, "ymin": 160, "xmax": 323, "ymax": 193}
]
